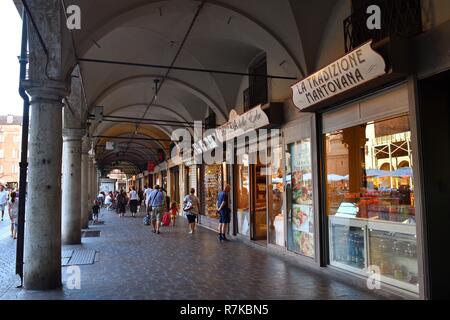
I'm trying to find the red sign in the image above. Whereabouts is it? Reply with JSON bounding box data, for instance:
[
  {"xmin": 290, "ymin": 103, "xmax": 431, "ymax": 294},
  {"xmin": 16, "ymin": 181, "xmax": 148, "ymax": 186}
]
[{"xmin": 147, "ymin": 161, "xmax": 155, "ymax": 173}]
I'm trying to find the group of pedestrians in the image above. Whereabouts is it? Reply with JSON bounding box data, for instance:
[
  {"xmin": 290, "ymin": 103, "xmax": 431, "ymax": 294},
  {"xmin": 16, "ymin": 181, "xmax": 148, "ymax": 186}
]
[
  {"xmin": 0, "ymin": 184, "xmax": 19, "ymax": 240},
  {"xmin": 92, "ymin": 182, "xmax": 232, "ymax": 241},
  {"xmin": 143, "ymin": 183, "xmax": 231, "ymax": 241}
]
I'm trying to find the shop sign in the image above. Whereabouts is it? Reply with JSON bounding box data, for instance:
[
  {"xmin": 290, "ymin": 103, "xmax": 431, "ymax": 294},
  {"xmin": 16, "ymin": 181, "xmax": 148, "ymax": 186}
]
[
  {"xmin": 192, "ymin": 106, "xmax": 269, "ymax": 155},
  {"xmin": 147, "ymin": 161, "xmax": 156, "ymax": 173},
  {"xmin": 291, "ymin": 41, "xmax": 386, "ymax": 111},
  {"xmin": 216, "ymin": 106, "xmax": 269, "ymax": 142}
]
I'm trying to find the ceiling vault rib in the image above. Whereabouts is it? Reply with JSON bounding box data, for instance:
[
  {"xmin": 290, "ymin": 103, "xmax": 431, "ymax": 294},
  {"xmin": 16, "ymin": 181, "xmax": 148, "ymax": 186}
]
[
  {"xmin": 78, "ymin": 58, "xmax": 297, "ymax": 80},
  {"xmin": 89, "ymin": 118, "xmax": 195, "ymax": 128},
  {"xmin": 93, "ymin": 135, "xmax": 175, "ymax": 143},
  {"xmin": 88, "ymin": 114, "xmax": 199, "ymax": 126}
]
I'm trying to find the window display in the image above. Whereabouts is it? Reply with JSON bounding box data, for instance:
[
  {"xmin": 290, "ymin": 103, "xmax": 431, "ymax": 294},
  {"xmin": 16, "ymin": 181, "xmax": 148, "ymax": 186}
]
[
  {"xmin": 324, "ymin": 115, "xmax": 418, "ymax": 292},
  {"xmin": 268, "ymin": 146, "xmax": 285, "ymax": 247},
  {"xmin": 287, "ymin": 139, "xmax": 314, "ymax": 258},
  {"xmin": 237, "ymin": 159, "xmax": 250, "ymax": 236},
  {"xmin": 203, "ymin": 165, "xmax": 222, "ymax": 218},
  {"xmin": 253, "ymin": 162, "xmax": 267, "ymax": 240}
]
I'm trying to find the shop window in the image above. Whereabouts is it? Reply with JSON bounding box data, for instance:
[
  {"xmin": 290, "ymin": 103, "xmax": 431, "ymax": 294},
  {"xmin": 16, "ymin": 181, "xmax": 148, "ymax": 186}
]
[
  {"xmin": 236, "ymin": 157, "xmax": 250, "ymax": 236},
  {"xmin": 268, "ymin": 146, "xmax": 285, "ymax": 247},
  {"xmin": 286, "ymin": 139, "xmax": 315, "ymax": 258},
  {"xmin": 324, "ymin": 115, "xmax": 419, "ymax": 293},
  {"xmin": 203, "ymin": 164, "xmax": 223, "ymax": 218}
]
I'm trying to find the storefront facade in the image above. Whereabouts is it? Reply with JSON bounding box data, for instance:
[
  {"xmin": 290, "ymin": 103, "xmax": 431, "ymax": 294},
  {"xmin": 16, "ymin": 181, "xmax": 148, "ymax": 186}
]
[{"xmin": 176, "ymin": 3, "xmax": 449, "ymax": 299}]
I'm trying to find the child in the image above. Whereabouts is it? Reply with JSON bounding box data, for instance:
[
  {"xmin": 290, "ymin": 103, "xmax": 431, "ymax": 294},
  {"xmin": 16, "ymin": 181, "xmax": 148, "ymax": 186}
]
[
  {"xmin": 92, "ymin": 200, "xmax": 100, "ymax": 224},
  {"xmin": 170, "ymin": 201, "xmax": 178, "ymax": 227}
]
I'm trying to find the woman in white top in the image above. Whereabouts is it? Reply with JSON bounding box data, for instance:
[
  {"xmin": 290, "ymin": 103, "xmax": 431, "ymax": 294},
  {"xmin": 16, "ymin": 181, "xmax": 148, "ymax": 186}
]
[
  {"xmin": 183, "ymin": 188, "xmax": 200, "ymax": 234},
  {"xmin": 129, "ymin": 186, "xmax": 139, "ymax": 217},
  {"xmin": 8, "ymin": 191, "xmax": 19, "ymax": 239},
  {"xmin": 105, "ymin": 192, "xmax": 113, "ymax": 210}
]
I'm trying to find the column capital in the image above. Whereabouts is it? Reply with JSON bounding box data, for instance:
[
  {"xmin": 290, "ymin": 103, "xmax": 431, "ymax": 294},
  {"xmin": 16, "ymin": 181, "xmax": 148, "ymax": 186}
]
[
  {"xmin": 23, "ymin": 79, "xmax": 70, "ymax": 105},
  {"xmin": 63, "ymin": 128, "xmax": 86, "ymax": 141}
]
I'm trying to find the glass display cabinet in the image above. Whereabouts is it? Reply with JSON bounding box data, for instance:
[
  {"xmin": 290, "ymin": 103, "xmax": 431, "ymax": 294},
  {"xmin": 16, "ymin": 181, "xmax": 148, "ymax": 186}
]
[{"xmin": 329, "ymin": 216, "xmax": 419, "ymax": 293}]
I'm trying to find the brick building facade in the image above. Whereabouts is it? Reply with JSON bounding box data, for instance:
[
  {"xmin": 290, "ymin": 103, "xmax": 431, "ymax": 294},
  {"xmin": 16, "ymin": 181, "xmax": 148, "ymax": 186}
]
[{"xmin": 0, "ymin": 115, "xmax": 22, "ymax": 190}]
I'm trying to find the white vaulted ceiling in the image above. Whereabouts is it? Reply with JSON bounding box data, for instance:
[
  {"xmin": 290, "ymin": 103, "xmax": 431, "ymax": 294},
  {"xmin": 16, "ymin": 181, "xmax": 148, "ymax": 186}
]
[{"xmin": 55, "ymin": 0, "xmax": 339, "ymax": 172}]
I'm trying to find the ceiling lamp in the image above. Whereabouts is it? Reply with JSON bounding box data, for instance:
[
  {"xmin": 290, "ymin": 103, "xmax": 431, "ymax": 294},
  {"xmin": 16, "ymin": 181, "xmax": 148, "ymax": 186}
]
[{"xmin": 154, "ymin": 79, "xmax": 160, "ymax": 101}]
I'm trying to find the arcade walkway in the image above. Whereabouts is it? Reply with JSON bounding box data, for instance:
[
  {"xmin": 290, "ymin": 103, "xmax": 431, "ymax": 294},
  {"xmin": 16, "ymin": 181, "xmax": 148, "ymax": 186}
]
[{"xmin": 1, "ymin": 209, "xmax": 387, "ymax": 300}]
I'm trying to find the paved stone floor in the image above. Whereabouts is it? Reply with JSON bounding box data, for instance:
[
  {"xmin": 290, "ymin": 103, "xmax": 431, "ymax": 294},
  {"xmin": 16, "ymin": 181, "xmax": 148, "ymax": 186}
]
[
  {"xmin": 0, "ymin": 208, "xmax": 386, "ymax": 300},
  {"xmin": 0, "ymin": 214, "xmax": 17, "ymax": 297}
]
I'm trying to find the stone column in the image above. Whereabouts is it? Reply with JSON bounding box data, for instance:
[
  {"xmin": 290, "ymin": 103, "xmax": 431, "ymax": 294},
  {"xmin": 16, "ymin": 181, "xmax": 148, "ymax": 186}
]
[
  {"xmin": 81, "ymin": 138, "xmax": 90, "ymax": 229},
  {"xmin": 24, "ymin": 81, "xmax": 68, "ymax": 290},
  {"xmin": 61, "ymin": 128, "xmax": 85, "ymax": 244}
]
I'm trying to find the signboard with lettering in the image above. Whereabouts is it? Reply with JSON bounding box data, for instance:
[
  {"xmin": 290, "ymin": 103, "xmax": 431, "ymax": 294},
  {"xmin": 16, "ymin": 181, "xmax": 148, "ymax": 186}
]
[
  {"xmin": 147, "ymin": 161, "xmax": 155, "ymax": 173},
  {"xmin": 192, "ymin": 106, "xmax": 270, "ymax": 155},
  {"xmin": 291, "ymin": 41, "xmax": 386, "ymax": 111}
]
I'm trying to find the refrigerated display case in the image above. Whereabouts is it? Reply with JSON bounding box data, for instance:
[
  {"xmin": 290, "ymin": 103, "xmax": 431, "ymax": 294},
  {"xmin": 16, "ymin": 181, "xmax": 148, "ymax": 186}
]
[{"xmin": 329, "ymin": 216, "xmax": 419, "ymax": 293}]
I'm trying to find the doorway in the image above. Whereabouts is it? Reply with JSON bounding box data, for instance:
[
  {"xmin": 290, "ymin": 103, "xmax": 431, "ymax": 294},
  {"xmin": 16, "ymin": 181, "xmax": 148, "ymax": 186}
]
[{"xmin": 250, "ymin": 162, "xmax": 268, "ymax": 243}]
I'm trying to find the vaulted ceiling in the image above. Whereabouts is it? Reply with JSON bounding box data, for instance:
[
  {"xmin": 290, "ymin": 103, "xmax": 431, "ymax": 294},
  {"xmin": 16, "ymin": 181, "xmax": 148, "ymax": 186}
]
[{"xmin": 21, "ymin": 0, "xmax": 343, "ymax": 175}]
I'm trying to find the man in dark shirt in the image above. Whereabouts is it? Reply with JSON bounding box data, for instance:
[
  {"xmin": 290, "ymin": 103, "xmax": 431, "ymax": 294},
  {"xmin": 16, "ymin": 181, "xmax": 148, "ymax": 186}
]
[
  {"xmin": 217, "ymin": 184, "xmax": 231, "ymax": 241},
  {"xmin": 92, "ymin": 201, "xmax": 100, "ymax": 224}
]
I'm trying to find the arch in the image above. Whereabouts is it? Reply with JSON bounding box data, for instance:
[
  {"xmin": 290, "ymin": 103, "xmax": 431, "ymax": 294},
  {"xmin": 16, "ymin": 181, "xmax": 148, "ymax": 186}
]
[
  {"xmin": 89, "ymin": 74, "xmax": 227, "ymax": 122},
  {"xmin": 76, "ymin": 0, "xmax": 304, "ymax": 76},
  {"xmin": 398, "ymin": 161, "xmax": 410, "ymax": 168},
  {"xmin": 90, "ymin": 103, "xmax": 195, "ymax": 138}
]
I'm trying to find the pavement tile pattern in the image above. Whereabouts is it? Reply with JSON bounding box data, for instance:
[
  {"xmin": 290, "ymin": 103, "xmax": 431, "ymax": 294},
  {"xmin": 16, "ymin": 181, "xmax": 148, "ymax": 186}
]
[{"xmin": 0, "ymin": 208, "xmax": 385, "ymax": 300}]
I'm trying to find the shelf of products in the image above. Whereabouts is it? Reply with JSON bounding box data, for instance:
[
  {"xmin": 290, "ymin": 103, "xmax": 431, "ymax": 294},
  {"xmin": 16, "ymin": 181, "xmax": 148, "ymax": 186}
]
[
  {"xmin": 329, "ymin": 215, "xmax": 419, "ymax": 293},
  {"xmin": 369, "ymin": 230, "xmax": 418, "ymax": 288},
  {"xmin": 330, "ymin": 223, "xmax": 366, "ymax": 270},
  {"xmin": 204, "ymin": 165, "xmax": 222, "ymax": 218}
]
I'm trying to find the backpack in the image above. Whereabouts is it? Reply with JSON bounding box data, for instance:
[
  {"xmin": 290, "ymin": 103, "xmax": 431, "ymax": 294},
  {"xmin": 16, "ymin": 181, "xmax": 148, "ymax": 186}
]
[{"xmin": 143, "ymin": 215, "xmax": 150, "ymax": 226}]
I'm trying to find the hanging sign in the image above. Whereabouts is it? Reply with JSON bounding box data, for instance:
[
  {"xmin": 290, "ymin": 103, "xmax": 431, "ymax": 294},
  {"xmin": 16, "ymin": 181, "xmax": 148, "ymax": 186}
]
[
  {"xmin": 291, "ymin": 41, "xmax": 386, "ymax": 111},
  {"xmin": 192, "ymin": 106, "xmax": 269, "ymax": 155},
  {"xmin": 147, "ymin": 161, "xmax": 156, "ymax": 173},
  {"xmin": 215, "ymin": 106, "xmax": 269, "ymax": 142}
]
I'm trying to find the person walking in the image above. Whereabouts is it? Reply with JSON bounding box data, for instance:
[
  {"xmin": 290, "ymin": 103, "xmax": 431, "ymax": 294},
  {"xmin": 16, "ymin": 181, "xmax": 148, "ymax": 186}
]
[
  {"xmin": 183, "ymin": 188, "xmax": 200, "ymax": 234},
  {"xmin": 129, "ymin": 186, "xmax": 139, "ymax": 217},
  {"xmin": 97, "ymin": 191, "xmax": 105, "ymax": 207},
  {"xmin": 144, "ymin": 185, "xmax": 153, "ymax": 211},
  {"xmin": 217, "ymin": 184, "xmax": 231, "ymax": 241},
  {"xmin": 148, "ymin": 185, "xmax": 164, "ymax": 234},
  {"xmin": 117, "ymin": 190, "xmax": 127, "ymax": 217},
  {"xmin": 138, "ymin": 188, "xmax": 144, "ymax": 213},
  {"xmin": 0, "ymin": 184, "xmax": 8, "ymax": 222},
  {"xmin": 92, "ymin": 200, "xmax": 100, "ymax": 224},
  {"xmin": 105, "ymin": 192, "xmax": 113, "ymax": 210},
  {"xmin": 8, "ymin": 191, "xmax": 18, "ymax": 239},
  {"xmin": 169, "ymin": 201, "xmax": 178, "ymax": 227}
]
